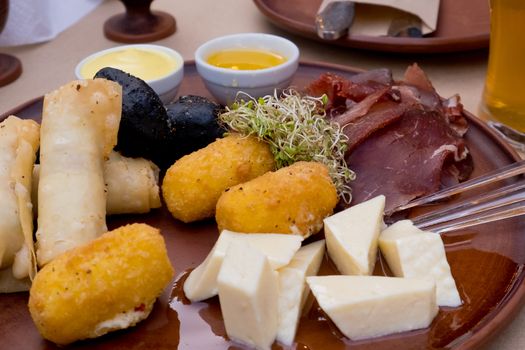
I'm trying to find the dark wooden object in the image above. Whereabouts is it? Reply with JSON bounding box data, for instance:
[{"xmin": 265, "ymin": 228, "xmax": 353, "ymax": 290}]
[
  {"xmin": 0, "ymin": 0, "xmax": 22, "ymax": 87},
  {"xmin": 104, "ymin": 0, "xmax": 176, "ymax": 43}
]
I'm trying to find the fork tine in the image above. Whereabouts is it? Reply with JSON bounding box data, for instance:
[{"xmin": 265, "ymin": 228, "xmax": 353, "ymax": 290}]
[
  {"xmin": 386, "ymin": 159, "xmax": 525, "ymax": 215},
  {"xmin": 412, "ymin": 180, "xmax": 525, "ymax": 228},
  {"xmin": 418, "ymin": 199, "xmax": 525, "ymax": 234}
]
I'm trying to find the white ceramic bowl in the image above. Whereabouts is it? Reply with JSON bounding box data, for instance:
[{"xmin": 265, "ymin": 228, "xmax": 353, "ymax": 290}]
[
  {"xmin": 75, "ymin": 44, "xmax": 184, "ymax": 104},
  {"xmin": 195, "ymin": 33, "xmax": 300, "ymax": 105}
]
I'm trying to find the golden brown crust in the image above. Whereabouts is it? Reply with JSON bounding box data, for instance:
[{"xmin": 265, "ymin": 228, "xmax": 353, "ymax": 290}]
[
  {"xmin": 28, "ymin": 223, "xmax": 173, "ymax": 345},
  {"xmin": 162, "ymin": 134, "xmax": 275, "ymax": 223},
  {"xmin": 216, "ymin": 161, "xmax": 338, "ymax": 238}
]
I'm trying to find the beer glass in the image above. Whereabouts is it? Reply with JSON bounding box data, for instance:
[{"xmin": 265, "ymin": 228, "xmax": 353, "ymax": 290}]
[{"xmin": 481, "ymin": 0, "xmax": 525, "ymax": 135}]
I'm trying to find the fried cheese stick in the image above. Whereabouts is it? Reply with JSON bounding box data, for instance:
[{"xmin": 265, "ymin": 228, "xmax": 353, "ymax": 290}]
[
  {"xmin": 0, "ymin": 116, "xmax": 40, "ymax": 289},
  {"xmin": 32, "ymin": 152, "xmax": 160, "ymax": 216},
  {"xmin": 36, "ymin": 79, "xmax": 121, "ymax": 266}
]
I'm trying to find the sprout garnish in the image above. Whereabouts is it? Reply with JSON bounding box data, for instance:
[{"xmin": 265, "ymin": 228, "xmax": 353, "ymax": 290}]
[{"xmin": 219, "ymin": 89, "xmax": 355, "ymax": 203}]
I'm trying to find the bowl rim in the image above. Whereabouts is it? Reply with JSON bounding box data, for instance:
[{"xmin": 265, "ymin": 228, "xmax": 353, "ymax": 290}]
[
  {"xmin": 74, "ymin": 44, "xmax": 184, "ymax": 83},
  {"xmin": 194, "ymin": 32, "xmax": 300, "ymax": 77}
]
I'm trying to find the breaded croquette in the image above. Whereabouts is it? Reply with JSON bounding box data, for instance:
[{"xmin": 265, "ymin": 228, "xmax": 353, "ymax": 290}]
[
  {"xmin": 216, "ymin": 161, "xmax": 338, "ymax": 238},
  {"xmin": 162, "ymin": 134, "xmax": 275, "ymax": 223},
  {"xmin": 28, "ymin": 223, "xmax": 173, "ymax": 345}
]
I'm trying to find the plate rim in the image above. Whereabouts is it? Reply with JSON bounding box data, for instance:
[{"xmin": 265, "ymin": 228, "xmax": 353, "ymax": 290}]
[
  {"xmin": 1, "ymin": 59, "xmax": 523, "ymax": 350},
  {"xmin": 252, "ymin": 0, "xmax": 490, "ymax": 54}
]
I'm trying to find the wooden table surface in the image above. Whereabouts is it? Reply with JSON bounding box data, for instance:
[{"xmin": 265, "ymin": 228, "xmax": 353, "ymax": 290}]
[{"xmin": 0, "ymin": 0, "xmax": 523, "ymax": 349}]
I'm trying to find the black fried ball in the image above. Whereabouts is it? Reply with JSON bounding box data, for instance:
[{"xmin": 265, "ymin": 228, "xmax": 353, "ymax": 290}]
[{"xmin": 165, "ymin": 95, "xmax": 226, "ymax": 161}]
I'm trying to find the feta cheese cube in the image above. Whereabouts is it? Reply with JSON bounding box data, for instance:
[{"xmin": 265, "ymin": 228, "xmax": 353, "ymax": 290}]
[
  {"xmin": 217, "ymin": 241, "xmax": 279, "ymax": 350},
  {"xmin": 184, "ymin": 230, "xmax": 302, "ymax": 302},
  {"xmin": 324, "ymin": 195, "xmax": 385, "ymax": 275},
  {"xmin": 276, "ymin": 240, "xmax": 325, "ymax": 345},
  {"xmin": 307, "ymin": 275, "xmax": 438, "ymax": 340},
  {"xmin": 379, "ymin": 220, "xmax": 462, "ymax": 307}
]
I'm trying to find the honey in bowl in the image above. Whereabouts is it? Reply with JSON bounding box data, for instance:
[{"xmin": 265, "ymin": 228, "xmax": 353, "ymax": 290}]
[
  {"xmin": 206, "ymin": 49, "xmax": 287, "ymax": 70},
  {"xmin": 79, "ymin": 47, "xmax": 178, "ymax": 81}
]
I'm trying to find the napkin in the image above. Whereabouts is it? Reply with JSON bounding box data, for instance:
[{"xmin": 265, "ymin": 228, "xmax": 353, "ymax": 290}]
[
  {"xmin": 0, "ymin": 0, "xmax": 103, "ymax": 47},
  {"xmin": 318, "ymin": 0, "xmax": 440, "ymax": 36}
]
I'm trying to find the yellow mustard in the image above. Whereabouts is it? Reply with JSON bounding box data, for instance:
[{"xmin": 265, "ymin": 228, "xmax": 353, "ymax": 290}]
[
  {"xmin": 80, "ymin": 48, "xmax": 178, "ymax": 81},
  {"xmin": 207, "ymin": 49, "xmax": 287, "ymax": 70}
]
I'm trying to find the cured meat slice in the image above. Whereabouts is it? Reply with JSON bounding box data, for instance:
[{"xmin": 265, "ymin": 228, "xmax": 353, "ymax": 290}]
[
  {"xmin": 308, "ymin": 72, "xmax": 390, "ymax": 110},
  {"xmin": 331, "ymin": 87, "xmax": 391, "ymax": 126},
  {"xmin": 393, "ymin": 85, "xmax": 441, "ymax": 111},
  {"xmin": 349, "ymin": 68, "xmax": 394, "ymax": 85},
  {"xmin": 342, "ymin": 100, "xmax": 410, "ymax": 154},
  {"xmin": 403, "ymin": 63, "xmax": 435, "ymax": 92},
  {"xmin": 308, "ymin": 73, "xmax": 352, "ymax": 110},
  {"xmin": 443, "ymin": 94, "xmax": 468, "ymax": 136},
  {"xmin": 345, "ymin": 108, "xmax": 471, "ymax": 212},
  {"xmin": 307, "ymin": 64, "xmax": 472, "ymax": 212}
]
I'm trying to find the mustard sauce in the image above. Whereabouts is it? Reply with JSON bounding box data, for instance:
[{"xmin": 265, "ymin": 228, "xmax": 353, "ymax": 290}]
[
  {"xmin": 207, "ymin": 49, "xmax": 287, "ymax": 70},
  {"xmin": 80, "ymin": 48, "xmax": 178, "ymax": 81}
]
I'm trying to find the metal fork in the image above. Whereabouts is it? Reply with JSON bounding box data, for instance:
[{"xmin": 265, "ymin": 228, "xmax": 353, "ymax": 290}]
[{"xmin": 387, "ymin": 159, "xmax": 525, "ymax": 233}]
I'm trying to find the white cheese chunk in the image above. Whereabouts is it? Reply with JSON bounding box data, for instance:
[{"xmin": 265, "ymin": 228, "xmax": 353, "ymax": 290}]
[
  {"xmin": 306, "ymin": 275, "xmax": 438, "ymax": 340},
  {"xmin": 379, "ymin": 220, "xmax": 462, "ymax": 307},
  {"xmin": 217, "ymin": 241, "xmax": 279, "ymax": 350},
  {"xmin": 184, "ymin": 230, "xmax": 302, "ymax": 302},
  {"xmin": 324, "ymin": 195, "xmax": 385, "ymax": 275},
  {"xmin": 276, "ymin": 240, "xmax": 325, "ymax": 345}
]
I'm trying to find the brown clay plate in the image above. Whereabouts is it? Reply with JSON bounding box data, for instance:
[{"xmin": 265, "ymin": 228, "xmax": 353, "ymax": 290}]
[
  {"xmin": 1, "ymin": 61, "xmax": 524, "ymax": 349},
  {"xmin": 253, "ymin": 0, "xmax": 490, "ymax": 53}
]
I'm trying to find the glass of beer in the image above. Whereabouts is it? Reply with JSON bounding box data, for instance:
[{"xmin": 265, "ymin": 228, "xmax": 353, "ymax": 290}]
[{"xmin": 481, "ymin": 0, "xmax": 525, "ymax": 135}]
